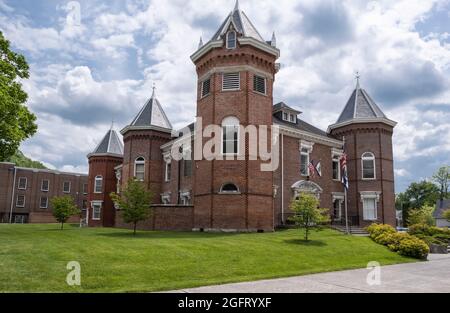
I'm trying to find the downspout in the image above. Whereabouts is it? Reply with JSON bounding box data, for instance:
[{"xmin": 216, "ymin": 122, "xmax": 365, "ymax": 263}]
[
  {"xmin": 9, "ymin": 167, "xmax": 17, "ymax": 224},
  {"xmin": 281, "ymin": 133, "xmax": 284, "ymax": 224}
]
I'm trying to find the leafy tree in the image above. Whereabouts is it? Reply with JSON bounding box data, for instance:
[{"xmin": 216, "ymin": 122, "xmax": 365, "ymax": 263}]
[
  {"xmin": 0, "ymin": 31, "xmax": 37, "ymax": 161},
  {"xmin": 7, "ymin": 150, "xmax": 47, "ymax": 169},
  {"xmin": 407, "ymin": 205, "xmax": 435, "ymax": 226},
  {"xmin": 289, "ymin": 193, "xmax": 330, "ymax": 241},
  {"xmin": 396, "ymin": 181, "xmax": 440, "ymax": 225},
  {"xmin": 51, "ymin": 196, "xmax": 80, "ymax": 230},
  {"xmin": 110, "ymin": 179, "xmax": 153, "ymax": 236},
  {"xmin": 443, "ymin": 210, "xmax": 450, "ymax": 222},
  {"xmin": 432, "ymin": 166, "xmax": 449, "ymax": 200}
]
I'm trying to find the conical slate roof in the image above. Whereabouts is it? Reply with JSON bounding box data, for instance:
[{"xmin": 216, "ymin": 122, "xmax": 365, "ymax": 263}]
[
  {"xmin": 211, "ymin": 0, "xmax": 265, "ymax": 43},
  {"xmin": 89, "ymin": 129, "xmax": 124, "ymax": 157},
  {"xmin": 122, "ymin": 88, "xmax": 172, "ymax": 134},
  {"xmin": 336, "ymin": 87, "xmax": 387, "ymax": 124}
]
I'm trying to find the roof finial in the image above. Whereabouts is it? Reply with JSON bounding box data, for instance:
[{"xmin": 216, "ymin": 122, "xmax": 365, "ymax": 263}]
[
  {"xmin": 271, "ymin": 31, "xmax": 277, "ymax": 47},
  {"xmin": 110, "ymin": 119, "xmax": 115, "ymax": 130},
  {"xmin": 152, "ymin": 83, "xmax": 156, "ymax": 99},
  {"xmin": 198, "ymin": 36, "xmax": 204, "ymax": 49},
  {"xmin": 355, "ymin": 71, "xmax": 360, "ymax": 89},
  {"xmin": 234, "ymin": 0, "xmax": 240, "ymax": 11}
]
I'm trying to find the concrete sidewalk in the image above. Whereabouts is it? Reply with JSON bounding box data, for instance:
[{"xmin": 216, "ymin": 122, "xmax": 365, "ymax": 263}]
[{"xmin": 173, "ymin": 254, "xmax": 450, "ymax": 293}]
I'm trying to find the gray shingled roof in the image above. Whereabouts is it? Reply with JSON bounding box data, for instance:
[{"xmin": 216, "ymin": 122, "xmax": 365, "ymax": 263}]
[
  {"xmin": 273, "ymin": 102, "xmax": 302, "ymax": 114},
  {"xmin": 130, "ymin": 92, "xmax": 172, "ymax": 130},
  {"xmin": 336, "ymin": 86, "xmax": 387, "ymax": 124},
  {"xmin": 434, "ymin": 200, "xmax": 450, "ymax": 219},
  {"xmin": 274, "ymin": 116, "xmax": 331, "ymax": 138},
  {"xmin": 211, "ymin": 1, "xmax": 266, "ymax": 44},
  {"xmin": 92, "ymin": 129, "xmax": 124, "ymax": 156}
]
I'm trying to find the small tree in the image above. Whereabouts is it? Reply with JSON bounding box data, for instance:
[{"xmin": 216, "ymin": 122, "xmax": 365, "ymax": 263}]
[
  {"xmin": 432, "ymin": 166, "xmax": 449, "ymax": 200},
  {"xmin": 443, "ymin": 210, "xmax": 450, "ymax": 222},
  {"xmin": 407, "ymin": 205, "xmax": 435, "ymax": 226},
  {"xmin": 110, "ymin": 179, "xmax": 153, "ymax": 236},
  {"xmin": 51, "ymin": 196, "xmax": 80, "ymax": 230},
  {"xmin": 289, "ymin": 193, "xmax": 330, "ymax": 241}
]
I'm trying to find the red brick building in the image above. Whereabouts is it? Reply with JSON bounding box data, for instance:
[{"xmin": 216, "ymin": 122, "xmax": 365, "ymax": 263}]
[
  {"xmin": 87, "ymin": 2, "xmax": 397, "ymax": 231},
  {"xmin": 0, "ymin": 162, "xmax": 88, "ymax": 224}
]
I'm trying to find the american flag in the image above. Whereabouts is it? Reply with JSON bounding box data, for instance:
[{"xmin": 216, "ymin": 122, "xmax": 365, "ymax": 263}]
[
  {"xmin": 308, "ymin": 161, "xmax": 316, "ymax": 178},
  {"xmin": 340, "ymin": 153, "xmax": 349, "ymax": 190}
]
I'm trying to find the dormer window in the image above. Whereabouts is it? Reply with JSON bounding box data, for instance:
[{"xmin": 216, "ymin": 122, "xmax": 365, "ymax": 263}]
[
  {"xmin": 290, "ymin": 114, "xmax": 296, "ymax": 123},
  {"xmin": 283, "ymin": 112, "xmax": 288, "ymax": 121},
  {"xmin": 226, "ymin": 31, "xmax": 236, "ymax": 49}
]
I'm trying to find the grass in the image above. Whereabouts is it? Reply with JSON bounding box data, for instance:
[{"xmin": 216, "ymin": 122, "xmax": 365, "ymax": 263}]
[{"xmin": 0, "ymin": 224, "xmax": 416, "ymax": 293}]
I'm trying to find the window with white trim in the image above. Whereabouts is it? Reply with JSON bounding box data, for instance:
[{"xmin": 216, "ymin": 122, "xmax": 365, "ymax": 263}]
[
  {"xmin": 283, "ymin": 112, "xmax": 288, "ymax": 121},
  {"xmin": 332, "ymin": 156, "xmax": 340, "ymax": 181},
  {"xmin": 92, "ymin": 203, "xmax": 101, "ymax": 220},
  {"xmin": 63, "ymin": 181, "xmax": 71, "ymax": 193},
  {"xmin": 134, "ymin": 157, "xmax": 145, "ymax": 181},
  {"xmin": 226, "ymin": 31, "xmax": 236, "ymax": 49},
  {"xmin": 18, "ymin": 177, "xmax": 27, "ymax": 190},
  {"xmin": 290, "ymin": 114, "xmax": 296, "ymax": 123},
  {"xmin": 40, "ymin": 196, "xmax": 48, "ymax": 209},
  {"xmin": 201, "ymin": 78, "xmax": 211, "ymax": 98},
  {"xmin": 16, "ymin": 194, "xmax": 25, "ymax": 208},
  {"xmin": 222, "ymin": 72, "xmax": 240, "ymax": 91},
  {"xmin": 82, "ymin": 183, "xmax": 88, "ymax": 195},
  {"xmin": 300, "ymin": 148, "xmax": 310, "ymax": 176},
  {"xmin": 94, "ymin": 176, "xmax": 103, "ymax": 193},
  {"xmin": 333, "ymin": 199, "xmax": 343, "ymax": 220},
  {"xmin": 41, "ymin": 180, "xmax": 49, "ymax": 192},
  {"xmin": 363, "ymin": 198, "xmax": 377, "ymax": 221},
  {"xmin": 253, "ymin": 75, "xmax": 266, "ymax": 94},
  {"xmin": 222, "ymin": 116, "xmax": 239, "ymax": 155},
  {"xmin": 161, "ymin": 194, "xmax": 171, "ymax": 205},
  {"xmin": 165, "ymin": 161, "xmax": 172, "ymax": 182},
  {"xmin": 362, "ymin": 152, "xmax": 376, "ymax": 180}
]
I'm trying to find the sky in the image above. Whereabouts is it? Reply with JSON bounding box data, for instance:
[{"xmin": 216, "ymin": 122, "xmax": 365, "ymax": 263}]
[{"xmin": 0, "ymin": 0, "xmax": 449, "ymax": 193}]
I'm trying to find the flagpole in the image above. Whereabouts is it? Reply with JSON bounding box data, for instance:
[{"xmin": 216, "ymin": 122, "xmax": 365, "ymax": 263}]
[{"xmin": 343, "ymin": 136, "xmax": 349, "ymax": 235}]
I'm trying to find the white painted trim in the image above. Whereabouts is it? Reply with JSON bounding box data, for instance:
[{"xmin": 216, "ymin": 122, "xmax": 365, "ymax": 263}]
[
  {"xmin": 94, "ymin": 176, "xmax": 103, "ymax": 194},
  {"xmin": 238, "ymin": 37, "xmax": 280, "ymax": 57},
  {"xmin": 134, "ymin": 157, "xmax": 145, "ymax": 182},
  {"xmin": 18, "ymin": 177, "xmax": 27, "ymax": 190},
  {"xmin": 327, "ymin": 117, "xmax": 397, "ymax": 133},
  {"xmin": 39, "ymin": 196, "xmax": 48, "ymax": 209},
  {"xmin": 276, "ymin": 124, "xmax": 343, "ymax": 148},
  {"xmin": 361, "ymin": 152, "xmax": 376, "ymax": 180},
  {"xmin": 190, "ymin": 40, "xmax": 224, "ymax": 62},
  {"xmin": 63, "ymin": 181, "xmax": 71, "ymax": 194},
  {"xmin": 41, "ymin": 179, "xmax": 50, "ymax": 192},
  {"xmin": 120, "ymin": 125, "xmax": 172, "ymax": 135},
  {"xmin": 91, "ymin": 201, "xmax": 102, "ymax": 221},
  {"xmin": 16, "ymin": 194, "xmax": 25, "ymax": 208},
  {"xmin": 198, "ymin": 65, "xmax": 273, "ymax": 82}
]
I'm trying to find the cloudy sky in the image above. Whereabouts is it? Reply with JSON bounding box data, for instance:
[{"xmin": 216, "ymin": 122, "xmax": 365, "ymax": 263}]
[{"xmin": 1, "ymin": 0, "xmax": 449, "ymax": 192}]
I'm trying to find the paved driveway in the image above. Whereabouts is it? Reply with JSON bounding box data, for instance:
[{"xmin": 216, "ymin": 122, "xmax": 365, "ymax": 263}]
[{"xmin": 173, "ymin": 254, "xmax": 450, "ymax": 293}]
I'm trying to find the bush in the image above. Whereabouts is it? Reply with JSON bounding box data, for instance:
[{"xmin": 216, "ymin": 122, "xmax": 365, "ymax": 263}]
[
  {"xmin": 366, "ymin": 224, "xmax": 396, "ymax": 240},
  {"xmin": 397, "ymin": 237, "xmax": 430, "ymax": 259},
  {"xmin": 366, "ymin": 223, "xmax": 429, "ymax": 259},
  {"xmin": 408, "ymin": 224, "xmax": 450, "ymax": 249}
]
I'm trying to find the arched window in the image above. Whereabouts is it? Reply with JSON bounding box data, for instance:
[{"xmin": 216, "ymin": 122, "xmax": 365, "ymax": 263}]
[
  {"xmin": 94, "ymin": 176, "xmax": 103, "ymax": 193},
  {"xmin": 226, "ymin": 31, "xmax": 236, "ymax": 49},
  {"xmin": 134, "ymin": 157, "xmax": 145, "ymax": 181},
  {"xmin": 362, "ymin": 152, "xmax": 376, "ymax": 180},
  {"xmin": 222, "ymin": 116, "xmax": 239, "ymax": 155},
  {"xmin": 220, "ymin": 183, "xmax": 240, "ymax": 193}
]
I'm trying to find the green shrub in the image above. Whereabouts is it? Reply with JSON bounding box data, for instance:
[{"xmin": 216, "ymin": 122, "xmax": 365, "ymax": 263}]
[
  {"xmin": 386, "ymin": 233, "xmax": 411, "ymax": 252},
  {"xmin": 366, "ymin": 224, "xmax": 396, "ymax": 240},
  {"xmin": 397, "ymin": 237, "xmax": 429, "ymax": 259},
  {"xmin": 408, "ymin": 224, "xmax": 450, "ymax": 248}
]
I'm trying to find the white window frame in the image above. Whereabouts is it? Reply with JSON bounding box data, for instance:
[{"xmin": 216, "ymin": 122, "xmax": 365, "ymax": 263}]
[
  {"xmin": 18, "ymin": 177, "xmax": 27, "ymax": 190},
  {"xmin": 222, "ymin": 72, "xmax": 240, "ymax": 91},
  {"xmin": 94, "ymin": 176, "xmax": 103, "ymax": 194},
  {"xmin": 63, "ymin": 181, "xmax": 71, "ymax": 193},
  {"xmin": 91, "ymin": 202, "xmax": 102, "ymax": 221},
  {"xmin": 221, "ymin": 116, "xmax": 240, "ymax": 156},
  {"xmin": 83, "ymin": 183, "xmax": 88, "ymax": 195},
  {"xmin": 165, "ymin": 161, "xmax": 172, "ymax": 182},
  {"xmin": 226, "ymin": 30, "xmax": 236, "ymax": 49},
  {"xmin": 290, "ymin": 114, "xmax": 295, "ymax": 123},
  {"xmin": 362, "ymin": 152, "xmax": 376, "ymax": 180},
  {"xmin": 161, "ymin": 194, "xmax": 171, "ymax": 205},
  {"xmin": 283, "ymin": 112, "xmax": 289, "ymax": 121},
  {"xmin": 16, "ymin": 194, "xmax": 25, "ymax": 208},
  {"xmin": 201, "ymin": 78, "xmax": 211, "ymax": 98},
  {"xmin": 332, "ymin": 156, "xmax": 341, "ymax": 181},
  {"xmin": 41, "ymin": 179, "xmax": 50, "ymax": 192},
  {"xmin": 39, "ymin": 196, "xmax": 48, "ymax": 209},
  {"xmin": 300, "ymin": 141, "xmax": 314, "ymax": 177},
  {"xmin": 253, "ymin": 74, "xmax": 267, "ymax": 95},
  {"xmin": 134, "ymin": 157, "xmax": 145, "ymax": 181}
]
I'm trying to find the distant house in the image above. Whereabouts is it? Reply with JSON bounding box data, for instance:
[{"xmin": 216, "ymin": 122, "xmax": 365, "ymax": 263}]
[{"xmin": 434, "ymin": 200, "xmax": 450, "ymax": 228}]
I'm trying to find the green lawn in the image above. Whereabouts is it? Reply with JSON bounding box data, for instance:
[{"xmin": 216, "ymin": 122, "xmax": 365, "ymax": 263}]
[{"xmin": 0, "ymin": 224, "xmax": 416, "ymax": 292}]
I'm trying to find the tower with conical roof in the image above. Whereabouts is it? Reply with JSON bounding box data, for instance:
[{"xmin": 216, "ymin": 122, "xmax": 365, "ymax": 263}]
[
  {"xmin": 87, "ymin": 128, "xmax": 124, "ymax": 227},
  {"xmin": 328, "ymin": 76, "xmax": 397, "ymax": 226},
  {"xmin": 120, "ymin": 87, "xmax": 173, "ymax": 203},
  {"xmin": 191, "ymin": 0, "xmax": 280, "ymax": 231}
]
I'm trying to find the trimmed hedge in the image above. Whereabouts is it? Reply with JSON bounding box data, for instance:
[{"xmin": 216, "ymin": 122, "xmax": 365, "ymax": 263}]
[
  {"xmin": 366, "ymin": 224, "xmax": 429, "ymax": 259},
  {"xmin": 408, "ymin": 224, "xmax": 450, "ymax": 250}
]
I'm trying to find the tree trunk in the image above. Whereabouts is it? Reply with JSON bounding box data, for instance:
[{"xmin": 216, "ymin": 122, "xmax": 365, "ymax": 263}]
[
  {"xmin": 61, "ymin": 222, "xmax": 64, "ymax": 230},
  {"xmin": 133, "ymin": 222, "xmax": 137, "ymax": 236}
]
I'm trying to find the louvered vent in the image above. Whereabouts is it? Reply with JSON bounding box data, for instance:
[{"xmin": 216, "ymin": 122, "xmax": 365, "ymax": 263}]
[
  {"xmin": 201, "ymin": 78, "xmax": 211, "ymax": 98},
  {"xmin": 222, "ymin": 72, "xmax": 240, "ymax": 91},
  {"xmin": 253, "ymin": 75, "xmax": 266, "ymax": 94}
]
